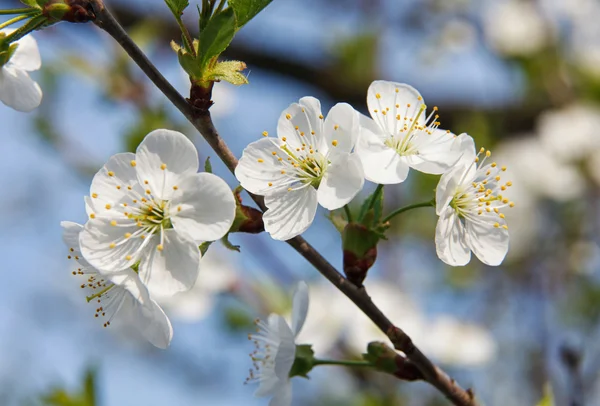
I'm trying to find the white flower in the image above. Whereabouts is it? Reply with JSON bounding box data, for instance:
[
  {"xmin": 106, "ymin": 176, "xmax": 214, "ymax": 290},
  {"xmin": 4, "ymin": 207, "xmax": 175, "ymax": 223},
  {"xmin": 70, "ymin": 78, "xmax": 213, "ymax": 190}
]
[
  {"xmin": 483, "ymin": 0, "xmax": 549, "ymax": 56},
  {"xmin": 235, "ymin": 97, "xmax": 364, "ymax": 240},
  {"xmin": 158, "ymin": 246, "xmax": 238, "ymax": 322},
  {"xmin": 356, "ymin": 80, "xmax": 465, "ymax": 184},
  {"xmin": 537, "ymin": 104, "xmax": 600, "ymax": 163},
  {"xmin": 62, "ymin": 221, "xmax": 173, "ymax": 349},
  {"xmin": 247, "ymin": 282, "xmax": 309, "ymax": 406},
  {"xmin": 79, "ymin": 129, "xmax": 236, "ymax": 297},
  {"xmin": 434, "ymin": 137, "xmax": 513, "ymax": 266},
  {"xmin": 0, "ymin": 30, "xmax": 42, "ymax": 112}
]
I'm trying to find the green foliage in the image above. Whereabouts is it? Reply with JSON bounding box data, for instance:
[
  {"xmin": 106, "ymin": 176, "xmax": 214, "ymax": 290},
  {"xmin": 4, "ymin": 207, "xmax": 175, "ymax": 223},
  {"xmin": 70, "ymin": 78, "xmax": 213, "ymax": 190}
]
[
  {"xmin": 198, "ymin": 8, "xmax": 236, "ymax": 71},
  {"xmin": 205, "ymin": 60, "xmax": 249, "ymax": 85},
  {"xmin": 20, "ymin": 0, "xmax": 42, "ymax": 8},
  {"xmin": 358, "ymin": 186, "xmax": 385, "ymax": 229},
  {"xmin": 229, "ymin": 0, "xmax": 273, "ymax": 29},
  {"xmin": 204, "ymin": 156, "xmax": 213, "ymax": 173},
  {"xmin": 289, "ymin": 345, "xmax": 316, "ymax": 378},
  {"xmin": 41, "ymin": 368, "xmax": 97, "ymax": 406},
  {"xmin": 164, "ymin": 0, "xmax": 189, "ymax": 18}
]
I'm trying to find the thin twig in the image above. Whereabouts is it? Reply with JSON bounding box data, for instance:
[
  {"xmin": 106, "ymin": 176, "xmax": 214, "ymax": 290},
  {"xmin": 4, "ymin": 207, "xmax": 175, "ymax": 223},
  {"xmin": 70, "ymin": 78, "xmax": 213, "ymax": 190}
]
[{"xmin": 89, "ymin": 2, "xmax": 477, "ymax": 405}]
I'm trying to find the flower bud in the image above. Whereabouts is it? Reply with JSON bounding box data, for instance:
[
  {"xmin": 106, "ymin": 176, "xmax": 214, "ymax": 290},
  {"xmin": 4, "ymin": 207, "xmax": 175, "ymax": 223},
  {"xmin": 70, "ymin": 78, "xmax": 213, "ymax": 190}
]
[
  {"xmin": 41, "ymin": 0, "xmax": 96, "ymax": 23},
  {"xmin": 364, "ymin": 342, "xmax": 423, "ymax": 381},
  {"xmin": 229, "ymin": 187, "xmax": 264, "ymax": 234},
  {"xmin": 342, "ymin": 223, "xmax": 379, "ymax": 286}
]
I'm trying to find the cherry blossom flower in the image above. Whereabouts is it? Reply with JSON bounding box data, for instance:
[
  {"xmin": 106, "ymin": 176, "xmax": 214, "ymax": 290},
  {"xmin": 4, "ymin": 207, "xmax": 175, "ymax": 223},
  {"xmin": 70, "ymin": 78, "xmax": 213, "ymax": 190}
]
[
  {"xmin": 62, "ymin": 221, "xmax": 173, "ymax": 349},
  {"xmin": 235, "ymin": 97, "xmax": 364, "ymax": 240},
  {"xmin": 246, "ymin": 282, "xmax": 309, "ymax": 406},
  {"xmin": 79, "ymin": 129, "xmax": 236, "ymax": 297},
  {"xmin": 356, "ymin": 80, "xmax": 466, "ymax": 184},
  {"xmin": 0, "ymin": 30, "xmax": 42, "ymax": 112},
  {"xmin": 435, "ymin": 137, "xmax": 513, "ymax": 266}
]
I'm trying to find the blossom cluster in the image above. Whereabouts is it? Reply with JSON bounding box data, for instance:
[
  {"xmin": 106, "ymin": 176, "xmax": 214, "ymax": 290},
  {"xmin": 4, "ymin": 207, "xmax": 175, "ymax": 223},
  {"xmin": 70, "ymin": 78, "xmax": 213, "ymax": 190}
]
[
  {"xmin": 62, "ymin": 129, "xmax": 236, "ymax": 348},
  {"xmin": 236, "ymin": 80, "xmax": 514, "ymax": 266}
]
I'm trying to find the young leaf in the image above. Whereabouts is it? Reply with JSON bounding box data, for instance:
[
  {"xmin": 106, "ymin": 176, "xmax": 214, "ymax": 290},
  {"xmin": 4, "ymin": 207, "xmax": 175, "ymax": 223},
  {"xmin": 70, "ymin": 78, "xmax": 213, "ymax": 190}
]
[
  {"xmin": 229, "ymin": 0, "xmax": 273, "ymax": 29},
  {"xmin": 204, "ymin": 156, "xmax": 213, "ymax": 173},
  {"xmin": 198, "ymin": 8, "xmax": 236, "ymax": 69},
  {"xmin": 164, "ymin": 0, "xmax": 189, "ymax": 18}
]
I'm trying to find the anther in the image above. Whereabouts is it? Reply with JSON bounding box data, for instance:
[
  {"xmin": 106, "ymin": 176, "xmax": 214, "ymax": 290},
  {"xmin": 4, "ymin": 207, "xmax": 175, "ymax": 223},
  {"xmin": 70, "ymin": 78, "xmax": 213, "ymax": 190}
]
[
  {"xmin": 332, "ymin": 140, "xmax": 338, "ymax": 146},
  {"xmin": 285, "ymin": 113, "xmax": 291, "ymax": 120},
  {"xmin": 161, "ymin": 163, "xmax": 167, "ymax": 170},
  {"xmin": 108, "ymin": 171, "xmax": 114, "ymax": 177},
  {"xmin": 90, "ymin": 213, "xmax": 96, "ymax": 219},
  {"xmin": 130, "ymin": 160, "xmax": 136, "ymax": 167},
  {"xmin": 157, "ymin": 244, "xmax": 164, "ymax": 251},
  {"xmin": 105, "ymin": 204, "xmax": 111, "ymax": 210},
  {"xmin": 110, "ymin": 220, "xmax": 117, "ymax": 226},
  {"xmin": 262, "ymin": 131, "xmax": 268, "ymax": 137},
  {"xmin": 92, "ymin": 193, "xmax": 98, "ymax": 198},
  {"xmin": 257, "ymin": 159, "xmax": 264, "ymax": 163},
  {"xmin": 109, "ymin": 242, "xmax": 116, "ymax": 249}
]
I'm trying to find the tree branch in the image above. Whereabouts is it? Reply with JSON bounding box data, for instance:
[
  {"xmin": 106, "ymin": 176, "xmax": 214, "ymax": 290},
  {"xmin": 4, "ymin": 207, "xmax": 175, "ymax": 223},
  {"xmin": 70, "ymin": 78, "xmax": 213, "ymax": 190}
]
[{"xmin": 89, "ymin": 2, "xmax": 477, "ymax": 405}]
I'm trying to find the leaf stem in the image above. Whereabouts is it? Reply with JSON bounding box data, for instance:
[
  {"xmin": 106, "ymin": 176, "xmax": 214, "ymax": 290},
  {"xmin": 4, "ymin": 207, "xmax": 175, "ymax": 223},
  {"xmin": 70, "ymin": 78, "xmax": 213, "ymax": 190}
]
[
  {"xmin": 343, "ymin": 204, "xmax": 353, "ymax": 223},
  {"xmin": 0, "ymin": 14, "xmax": 30, "ymax": 31},
  {"xmin": 382, "ymin": 200, "xmax": 434, "ymax": 223},
  {"xmin": 2, "ymin": 15, "xmax": 46, "ymax": 43},
  {"xmin": 0, "ymin": 8, "xmax": 38, "ymax": 16},
  {"xmin": 367, "ymin": 184, "xmax": 384, "ymax": 210},
  {"xmin": 313, "ymin": 359, "xmax": 374, "ymax": 368}
]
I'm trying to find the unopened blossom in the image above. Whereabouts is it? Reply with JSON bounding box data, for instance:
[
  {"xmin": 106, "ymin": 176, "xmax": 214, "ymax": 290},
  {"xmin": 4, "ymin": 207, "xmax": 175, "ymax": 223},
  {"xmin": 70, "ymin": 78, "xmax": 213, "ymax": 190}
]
[
  {"xmin": 62, "ymin": 221, "xmax": 173, "ymax": 349},
  {"xmin": 0, "ymin": 30, "xmax": 42, "ymax": 112},
  {"xmin": 80, "ymin": 129, "xmax": 236, "ymax": 297},
  {"xmin": 435, "ymin": 137, "xmax": 513, "ymax": 266},
  {"xmin": 356, "ymin": 80, "xmax": 466, "ymax": 184},
  {"xmin": 247, "ymin": 282, "xmax": 309, "ymax": 406},
  {"xmin": 236, "ymin": 97, "xmax": 364, "ymax": 240}
]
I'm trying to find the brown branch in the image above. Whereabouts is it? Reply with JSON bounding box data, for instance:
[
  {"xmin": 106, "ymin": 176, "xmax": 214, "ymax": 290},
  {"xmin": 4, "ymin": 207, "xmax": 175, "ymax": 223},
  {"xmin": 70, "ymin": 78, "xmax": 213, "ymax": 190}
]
[{"xmin": 88, "ymin": 2, "xmax": 478, "ymax": 405}]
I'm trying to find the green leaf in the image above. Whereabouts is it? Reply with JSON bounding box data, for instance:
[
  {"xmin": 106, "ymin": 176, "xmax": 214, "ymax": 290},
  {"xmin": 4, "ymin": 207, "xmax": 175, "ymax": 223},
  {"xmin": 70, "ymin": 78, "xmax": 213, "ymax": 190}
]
[
  {"xmin": 198, "ymin": 8, "xmax": 236, "ymax": 69},
  {"xmin": 164, "ymin": 0, "xmax": 189, "ymax": 17},
  {"xmin": 205, "ymin": 60, "xmax": 248, "ymax": 85},
  {"xmin": 21, "ymin": 0, "xmax": 42, "ymax": 8},
  {"xmin": 204, "ymin": 156, "xmax": 213, "ymax": 173},
  {"xmin": 199, "ymin": 241, "xmax": 212, "ymax": 256},
  {"xmin": 229, "ymin": 0, "xmax": 273, "ymax": 29}
]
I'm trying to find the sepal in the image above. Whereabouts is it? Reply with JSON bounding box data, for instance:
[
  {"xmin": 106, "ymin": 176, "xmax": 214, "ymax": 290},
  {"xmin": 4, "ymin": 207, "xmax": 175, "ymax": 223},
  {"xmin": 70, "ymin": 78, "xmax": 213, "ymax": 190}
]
[
  {"xmin": 364, "ymin": 342, "xmax": 424, "ymax": 381},
  {"xmin": 288, "ymin": 344, "xmax": 316, "ymax": 379}
]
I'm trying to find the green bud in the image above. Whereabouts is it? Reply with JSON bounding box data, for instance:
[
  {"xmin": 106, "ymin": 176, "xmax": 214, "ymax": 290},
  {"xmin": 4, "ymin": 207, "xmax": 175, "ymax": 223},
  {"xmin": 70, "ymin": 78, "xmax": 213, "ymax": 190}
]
[
  {"xmin": 342, "ymin": 223, "xmax": 379, "ymax": 286},
  {"xmin": 289, "ymin": 344, "xmax": 316, "ymax": 378},
  {"xmin": 44, "ymin": 3, "xmax": 70, "ymax": 20},
  {"xmin": 205, "ymin": 60, "xmax": 249, "ymax": 86},
  {"xmin": 364, "ymin": 342, "xmax": 423, "ymax": 381}
]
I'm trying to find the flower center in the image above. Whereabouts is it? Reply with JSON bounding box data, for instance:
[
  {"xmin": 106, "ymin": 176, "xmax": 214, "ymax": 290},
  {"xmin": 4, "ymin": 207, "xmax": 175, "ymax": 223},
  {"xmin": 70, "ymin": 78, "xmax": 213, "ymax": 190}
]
[
  {"xmin": 371, "ymin": 91, "xmax": 447, "ymax": 157},
  {"xmin": 128, "ymin": 199, "xmax": 172, "ymax": 233},
  {"xmin": 245, "ymin": 317, "xmax": 281, "ymax": 385},
  {"xmin": 450, "ymin": 148, "xmax": 514, "ymax": 229}
]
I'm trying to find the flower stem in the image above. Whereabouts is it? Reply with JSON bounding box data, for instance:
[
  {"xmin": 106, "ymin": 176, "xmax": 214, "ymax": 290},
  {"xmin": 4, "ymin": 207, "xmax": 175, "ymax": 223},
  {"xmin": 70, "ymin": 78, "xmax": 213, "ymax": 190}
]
[
  {"xmin": 382, "ymin": 200, "xmax": 434, "ymax": 223},
  {"xmin": 343, "ymin": 204, "xmax": 353, "ymax": 223},
  {"xmin": 313, "ymin": 359, "xmax": 374, "ymax": 368},
  {"xmin": 2, "ymin": 15, "xmax": 46, "ymax": 43},
  {"xmin": 0, "ymin": 8, "xmax": 38, "ymax": 15},
  {"xmin": 367, "ymin": 184, "xmax": 384, "ymax": 210},
  {"xmin": 0, "ymin": 14, "xmax": 30, "ymax": 31}
]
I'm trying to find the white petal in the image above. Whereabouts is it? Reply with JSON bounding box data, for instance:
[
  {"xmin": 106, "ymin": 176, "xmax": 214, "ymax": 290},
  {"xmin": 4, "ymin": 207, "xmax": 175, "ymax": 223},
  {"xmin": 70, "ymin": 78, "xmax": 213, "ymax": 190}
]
[
  {"xmin": 255, "ymin": 375, "xmax": 280, "ymax": 398},
  {"xmin": 268, "ymin": 382, "xmax": 292, "ymax": 406},
  {"xmin": 466, "ymin": 218, "xmax": 509, "ymax": 266},
  {"xmin": 367, "ymin": 81, "xmax": 425, "ymax": 135},
  {"xmin": 317, "ymin": 153, "xmax": 364, "ymax": 210},
  {"xmin": 435, "ymin": 209, "xmax": 471, "ymax": 266},
  {"xmin": 139, "ymin": 229, "xmax": 201, "ymax": 296},
  {"xmin": 291, "ymin": 281, "xmax": 309, "ymax": 337},
  {"xmin": 435, "ymin": 162, "xmax": 472, "ymax": 215},
  {"xmin": 454, "ymin": 133, "xmax": 477, "ymax": 165},
  {"xmin": 356, "ymin": 114, "xmax": 409, "ymax": 184},
  {"xmin": 273, "ymin": 315, "xmax": 296, "ymax": 379},
  {"xmin": 299, "ymin": 96, "xmax": 323, "ymax": 146},
  {"xmin": 404, "ymin": 129, "xmax": 464, "ymax": 174},
  {"xmin": 79, "ymin": 218, "xmax": 150, "ymax": 273},
  {"xmin": 135, "ymin": 129, "xmax": 199, "ymax": 201},
  {"xmin": 170, "ymin": 172, "xmax": 235, "ymax": 242},
  {"xmin": 0, "ymin": 66, "xmax": 42, "ymax": 112},
  {"xmin": 88, "ymin": 152, "xmax": 142, "ymax": 214},
  {"xmin": 277, "ymin": 100, "xmax": 323, "ymax": 151},
  {"xmin": 235, "ymin": 138, "xmax": 292, "ymax": 195},
  {"xmin": 323, "ymin": 103, "xmax": 359, "ymax": 154},
  {"xmin": 113, "ymin": 269, "xmax": 174, "ymax": 349},
  {"xmin": 7, "ymin": 32, "xmax": 41, "ymax": 71},
  {"xmin": 263, "ymin": 187, "xmax": 318, "ymax": 240},
  {"xmin": 61, "ymin": 221, "xmax": 84, "ymax": 249}
]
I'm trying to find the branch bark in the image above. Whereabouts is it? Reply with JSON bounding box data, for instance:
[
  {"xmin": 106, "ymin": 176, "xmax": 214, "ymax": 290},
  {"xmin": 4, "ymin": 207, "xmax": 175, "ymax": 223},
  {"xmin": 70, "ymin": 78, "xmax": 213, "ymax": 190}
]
[{"xmin": 89, "ymin": 2, "xmax": 478, "ymax": 405}]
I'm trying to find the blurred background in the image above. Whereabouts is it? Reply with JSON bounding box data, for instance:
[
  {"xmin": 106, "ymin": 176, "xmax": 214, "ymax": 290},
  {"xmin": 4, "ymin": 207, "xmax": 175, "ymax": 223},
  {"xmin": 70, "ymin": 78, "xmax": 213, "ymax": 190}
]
[{"xmin": 0, "ymin": 0, "xmax": 599, "ymax": 404}]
